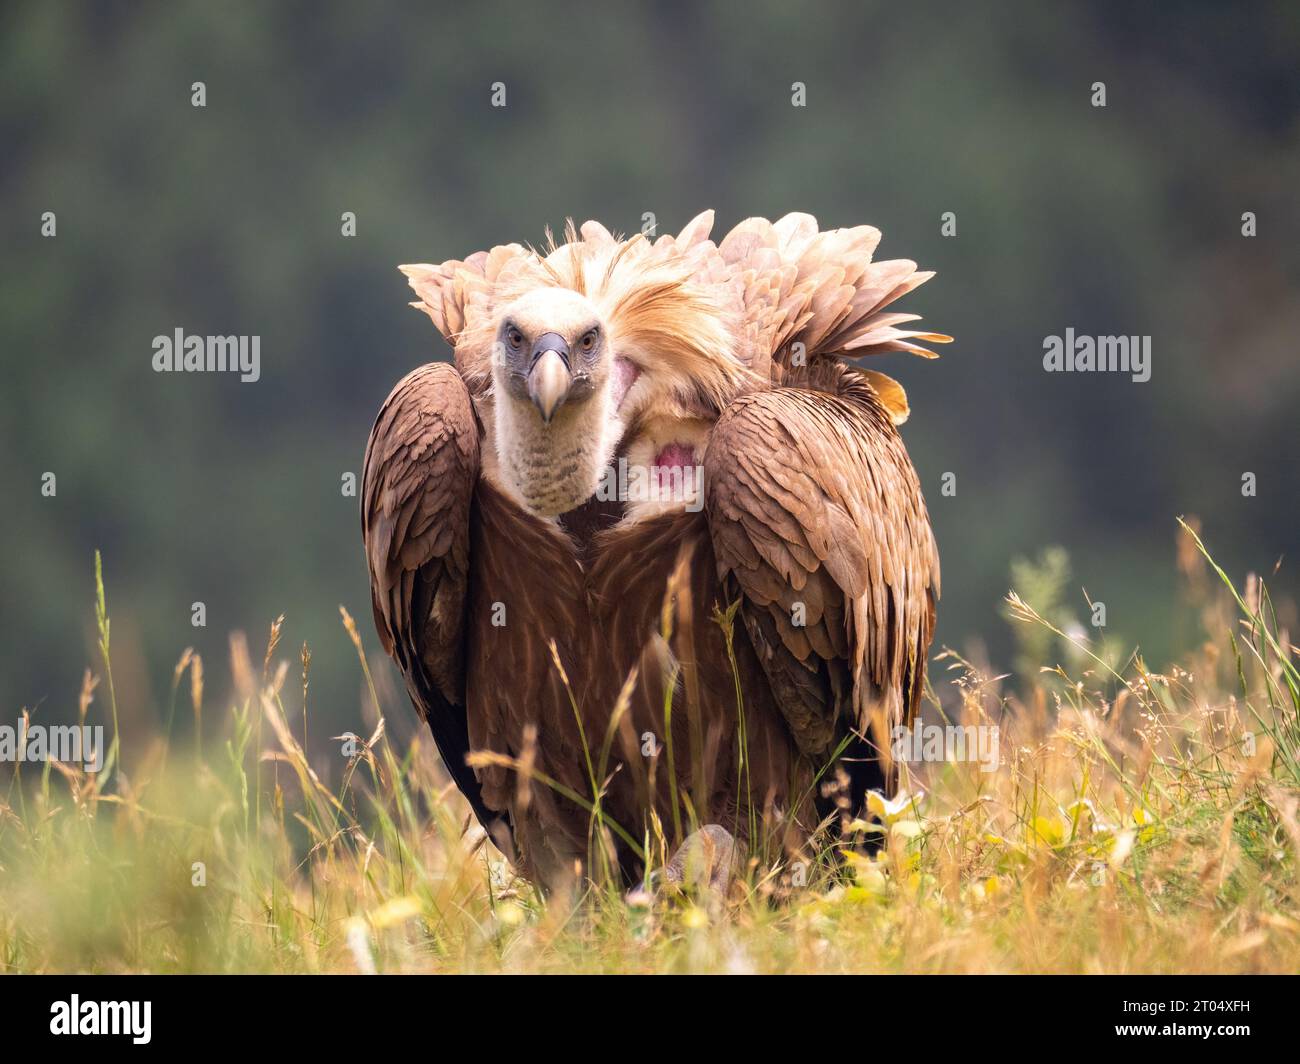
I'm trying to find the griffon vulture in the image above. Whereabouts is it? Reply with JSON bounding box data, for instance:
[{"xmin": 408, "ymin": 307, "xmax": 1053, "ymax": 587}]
[{"xmin": 363, "ymin": 212, "xmax": 946, "ymax": 890}]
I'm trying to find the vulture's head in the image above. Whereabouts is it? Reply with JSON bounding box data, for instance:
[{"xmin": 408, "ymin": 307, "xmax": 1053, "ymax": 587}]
[
  {"xmin": 403, "ymin": 227, "xmax": 754, "ymax": 518},
  {"xmin": 487, "ymin": 285, "xmax": 633, "ymax": 515}
]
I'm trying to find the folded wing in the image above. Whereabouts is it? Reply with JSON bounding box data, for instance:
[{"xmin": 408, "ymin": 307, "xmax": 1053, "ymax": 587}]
[
  {"xmin": 704, "ymin": 362, "xmax": 939, "ymax": 772},
  {"xmin": 361, "ymin": 362, "xmax": 512, "ymax": 850}
]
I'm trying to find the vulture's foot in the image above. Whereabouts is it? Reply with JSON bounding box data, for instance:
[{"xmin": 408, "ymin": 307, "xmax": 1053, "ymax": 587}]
[{"xmin": 661, "ymin": 824, "xmax": 736, "ymax": 895}]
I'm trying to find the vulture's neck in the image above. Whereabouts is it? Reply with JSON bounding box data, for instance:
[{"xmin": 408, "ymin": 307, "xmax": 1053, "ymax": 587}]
[{"xmin": 555, "ymin": 433, "xmax": 631, "ymax": 561}]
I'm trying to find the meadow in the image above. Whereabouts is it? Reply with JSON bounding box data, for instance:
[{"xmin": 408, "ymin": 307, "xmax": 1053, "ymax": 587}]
[{"xmin": 1, "ymin": 520, "xmax": 1296, "ymax": 975}]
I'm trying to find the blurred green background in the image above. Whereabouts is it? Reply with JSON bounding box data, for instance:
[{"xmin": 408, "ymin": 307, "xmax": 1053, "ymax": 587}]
[{"xmin": 2, "ymin": 1, "xmax": 1296, "ymax": 758}]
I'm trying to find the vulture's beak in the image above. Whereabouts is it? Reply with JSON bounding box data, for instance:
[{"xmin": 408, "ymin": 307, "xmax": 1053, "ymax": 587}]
[{"xmin": 527, "ymin": 334, "xmax": 572, "ymax": 424}]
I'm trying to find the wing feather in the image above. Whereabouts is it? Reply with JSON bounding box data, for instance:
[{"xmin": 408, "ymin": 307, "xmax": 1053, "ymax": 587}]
[
  {"xmin": 704, "ymin": 363, "xmax": 939, "ymax": 764},
  {"xmin": 362, "ymin": 362, "xmax": 511, "ymax": 849}
]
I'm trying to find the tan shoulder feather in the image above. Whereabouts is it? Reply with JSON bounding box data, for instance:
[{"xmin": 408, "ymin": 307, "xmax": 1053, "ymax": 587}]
[
  {"xmin": 711, "ymin": 212, "xmax": 952, "ymax": 378},
  {"xmin": 399, "ymin": 244, "xmax": 540, "ymax": 394}
]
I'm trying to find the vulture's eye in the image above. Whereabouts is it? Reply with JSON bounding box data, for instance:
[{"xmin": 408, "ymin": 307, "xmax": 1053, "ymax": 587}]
[
  {"xmin": 579, "ymin": 329, "xmax": 598, "ymax": 354},
  {"xmin": 506, "ymin": 326, "xmax": 523, "ymax": 349}
]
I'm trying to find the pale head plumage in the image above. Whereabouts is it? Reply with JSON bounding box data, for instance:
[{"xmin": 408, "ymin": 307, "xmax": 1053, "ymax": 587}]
[{"xmin": 401, "ymin": 222, "xmax": 754, "ymax": 517}]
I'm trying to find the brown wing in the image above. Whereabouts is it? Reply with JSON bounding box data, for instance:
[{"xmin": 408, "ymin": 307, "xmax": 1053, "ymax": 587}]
[
  {"xmin": 361, "ymin": 361, "xmax": 511, "ymax": 848},
  {"xmin": 703, "ymin": 362, "xmax": 939, "ymax": 778}
]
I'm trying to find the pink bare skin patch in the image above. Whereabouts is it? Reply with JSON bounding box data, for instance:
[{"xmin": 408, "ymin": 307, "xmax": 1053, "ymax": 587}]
[
  {"xmin": 612, "ymin": 357, "xmax": 642, "ymax": 410},
  {"xmin": 652, "ymin": 442, "xmax": 699, "ymax": 495}
]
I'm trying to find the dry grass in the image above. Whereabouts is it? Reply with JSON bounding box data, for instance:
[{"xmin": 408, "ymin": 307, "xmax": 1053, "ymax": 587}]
[{"xmin": 1, "ymin": 519, "xmax": 1297, "ymax": 974}]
